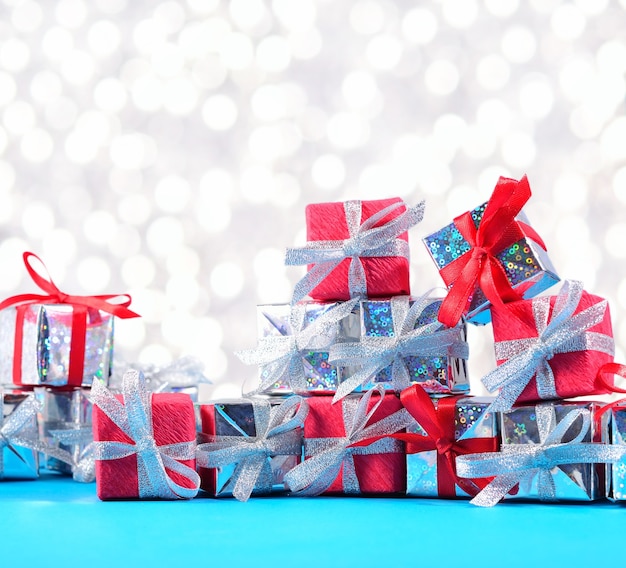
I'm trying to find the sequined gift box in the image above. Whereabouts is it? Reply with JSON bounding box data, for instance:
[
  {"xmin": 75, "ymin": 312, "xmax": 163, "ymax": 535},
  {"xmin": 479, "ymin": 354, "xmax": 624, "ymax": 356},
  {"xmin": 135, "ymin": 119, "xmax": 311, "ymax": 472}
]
[
  {"xmin": 1, "ymin": 389, "xmax": 39, "ymax": 480},
  {"xmin": 422, "ymin": 177, "xmax": 558, "ymax": 325},
  {"xmin": 0, "ymin": 304, "xmax": 114, "ymax": 388},
  {"xmin": 604, "ymin": 402, "xmax": 626, "ymax": 501},
  {"xmin": 196, "ymin": 398, "xmax": 304, "ymax": 498}
]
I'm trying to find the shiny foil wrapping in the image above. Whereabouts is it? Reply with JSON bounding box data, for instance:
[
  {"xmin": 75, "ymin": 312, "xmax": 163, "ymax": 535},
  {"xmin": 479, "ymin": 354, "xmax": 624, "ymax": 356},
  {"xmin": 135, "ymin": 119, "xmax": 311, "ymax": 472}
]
[
  {"xmin": 256, "ymin": 302, "xmax": 359, "ymax": 394},
  {"xmin": 0, "ymin": 304, "xmax": 114, "ymax": 387},
  {"xmin": 423, "ymin": 206, "xmax": 559, "ymax": 324},
  {"xmin": 604, "ymin": 403, "xmax": 626, "ymax": 501},
  {"xmin": 1, "ymin": 390, "xmax": 39, "ymax": 479},
  {"xmin": 197, "ymin": 400, "xmax": 302, "ymax": 497},
  {"xmin": 407, "ymin": 396, "xmax": 497, "ymax": 497},
  {"xmin": 501, "ymin": 401, "xmax": 603, "ymax": 501},
  {"xmin": 357, "ymin": 298, "xmax": 469, "ymax": 394}
]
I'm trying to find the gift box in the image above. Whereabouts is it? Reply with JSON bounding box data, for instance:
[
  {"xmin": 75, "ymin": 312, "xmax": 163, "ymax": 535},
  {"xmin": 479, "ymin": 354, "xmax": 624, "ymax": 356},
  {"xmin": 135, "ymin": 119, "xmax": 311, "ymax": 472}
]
[
  {"xmin": 1, "ymin": 389, "xmax": 40, "ymax": 479},
  {"xmin": 283, "ymin": 386, "xmax": 413, "ymax": 495},
  {"xmin": 483, "ymin": 280, "xmax": 615, "ymax": 411},
  {"xmin": 422, "ymin": 176, "xmax": 558, "ymax": 326},
  {"xmin": 603, "ymin": 401, "xmax": 626, "ymax": 501},
  {"xmin": 330, "ymin": 296, "xmax": 469, "ymax": 401},
  {"xmin": 237, "ymin": 299, "xmax": 359, "ymax": 395},
  {"xmin": 92, "ymin": 370, "xmax": 199, "ymax": 500},
  {"xmin": 286, "ymin": 198, "xmax": 425, "ymax": 303},
  {"xmin": 196, "ymin": 395, "xmax": 306, "ymax": 501}
]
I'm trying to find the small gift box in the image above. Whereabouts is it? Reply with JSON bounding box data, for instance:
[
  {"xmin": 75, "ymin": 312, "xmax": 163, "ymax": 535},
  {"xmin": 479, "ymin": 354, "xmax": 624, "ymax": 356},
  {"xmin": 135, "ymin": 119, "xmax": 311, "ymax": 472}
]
[
  {"xmin": 456, "ymin": 401, "xmax": 621, "ymax": 506},
  {"xmin": 483, "ymin": 280, "xmax": 615, "ymax": 411},
  {"xmin": 422, "ymin": 176, "xmax": 558, "ymax": 326},
  {"xmin": 283, "ymin": 386, "xmax": 413, "ymax": 495},
  {"xmin": 196, "ymin": 395, "xmax": 307, "ymax": 501},
  {"xmin": 92, "ymin": 370, "xmax": 200, "ymax": 500},
  {"xmin": 237, "ymin": 299, "xmax": 359, "ymax": 395},
  {"xmin": 602, "ymin": 401, "xmax": 626, "ymax": 501},
  {"xmin": 329, "ymin": 296, "xmax": 469, "ymax": 401},
  {"xmin": 0, "ymin": 252, "xmax": 139, "ymax": 388},
  {"xmin": 392, "ymin": 385, "xmax": 498, "ymax": 498},
  {"xmin": 286, "ymin": 198, "xmax": 425, "ymax": 303},
  {"xmin": 1, "ymin": 389, "xmax": 40, "ymax": 479}
]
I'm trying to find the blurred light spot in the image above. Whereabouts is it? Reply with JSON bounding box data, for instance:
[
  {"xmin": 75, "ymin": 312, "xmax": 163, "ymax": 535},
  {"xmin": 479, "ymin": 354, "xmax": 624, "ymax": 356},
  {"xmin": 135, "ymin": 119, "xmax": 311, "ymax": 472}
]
[
  {"xmin": 446, "ymin": 185, "xmax": 481, "ymax": 215},
  {"xmin": 219, "ymin": 32, "xmax": 254, "ymax": 70},
  {"xmin": 61, "ymin": 50, "xmax": 95, "ymax": 85},
  {"xmin": 342, "ymin": 71, "xmax": 379, "ymax": 111},
  {"xmin": 166, "ymin": 276, "xmax": 200, "ymax": 310},
  {"xmin": 133, "ymin": 18, "xmax": 168, "ymax": 54},
  {"xmin": 88, "ymin": 20, "xmax": 122, "ymax": 57},
  {"xmin": 556, "ymin": 215, "xmax": 589, "ymax": 249},
  {"xmin": 20, "ymin": 128, "xmax": 54, "ymax": 163},
  {"xmin": 11, "ymin": 1, "xmax": 44, "ymax": 33},
  {"xmin": 0, "ymin": 238, "xmax": 30, "ymax": 291},
  {"xmin": 519, "ymin": 76, "xmax": 554, "ymax": 119},
  {"xmin": 0, "ymin": 38, "xmax": 30, "ymax": 72},
  {"xmin": 253, "ymin": 247, "xmax": 285, "ymax": 280},
  {"xmin": 551, "ymin": 4, "xmax": 586, "ymax": 40},
  {"xmin": 166, "ymin": 247, "xmax": 200, "ymax": 276},
  {"xmin": 270, "ymin": 173, "xmax": 301, "ymax": 208},
  {"xmin": 273, "ymin": 0, "xmax": 316, "ymax": 31},
  {"xmin": 55, "ymin": 0, "xmax": 87, "ymax": 29},
  {"xmin": 151, "ymin": 42, "xmax": 185, "ymax": 78},
  {"xmin": 84, "ymin": 210, "xmax": 117, "ymax": 245},
  {"xmin": 77, "ymin": 256, "xmax": 111, "ymax": 292},
  {"xmin": 192, "ymin": 55, "xmax": 228, "ymax": 90},
  {"xmin": 402, "ymin": 8, "xmax": 438, "ymax": 44},
  {"xmin": 139, "ymin": 344, "xmax": 172, "ymax": 366},
  {"xmin": 110, "ymin": 133, "xmax": 157, "ymax": 169},
  {"xmin": 501, "ymin": 131, "xmax": 536, "ymax": 168},
  {"xmin": 131, "ymin": 75, "xmax": 163, "ymax": 112},
  {"xmin": 569, "ymin": 105, "xmax": 604, "ymax": 140},
  {"xmin": 601, "ymin": 117, "xmax": 626, "ymax": 162},
  {"xmin": 108, "ymin": 225, "xmax": 141, "ymax": 258},
  {"xmin": 424, "ymin": 60, "xmax": 459, "ymax": 95},
  {"xmin": 257, "ymin": 277, "xmax": 293, "ymax": 304},
  {"xmin": 501, "ymin": 26, "xmax": 536, "ymax": 63},
  {"xmin": 441, "ymin": 0, "xmax": 478, "ymax": 28},
  {"xmin": 30, "ymin": 71, "xmax": 62, "ymax": 104},
  {"xmin": 349, "ymin": 1, "xmax": 385, "ymax": 35},
  {"xmin": 163, "ymin": 77, "xmax": 198, "ymax": 115},
  {"xmin": 122, "ymin": 255, "xmax": 156, "ymax": 288},
  {"xmin": 210, "ymin": 262, "xmax": 244, "ymax": 299},
  {"xmin": 240, "ymin": 166, "xmax": 274, "ymax": 203},
  {"xmin": 462, "ymin": 126, "xmax": 496, "ymax": 159},
  {"xmin": 476, "ymin": 55, "xmax": 510, "ymax": 90},
  {"xmin": 45, "ymin": 97, "xmax": 78, "ymax": 130},
  {"xmin": 65, "ymin": 131, "xmax": 99, "ymax": 164},
  {"xmin": 94, "ymin": 0, "xmax": 127, "ymax": 15},
  {"xmin": 41, "ymin": 229, "xmax": 77, "ymax": 265},
  {"xmin": 553, "ymin": 172, "xmax": 588, "ymax": 211},
  {"xmin": 476, "ymin": 99, "xmax": 512, "ymax": 135},
  {"xmin": 576, "ymin": 0, "xmax": 609, "ymax": 15},
  {"xmin": 597, "ymin": 40, "xmax": 626, "ymax": 74},
  {"xmin": 612, "ymin": 167, "xmax": 626, "ymax": 204},
  {"xmin": 312, "ymin": 154, "xmax": 346, "ymax": 190},
  {"xmin": 327, "ymin": 112, "xmax": 370, "ymax": 149},
  {"xmin": 154, "ymin": 1, "xmax": 186, "ymax": 34},
  {"xmin": 605, "ymin": 224, "xmax": 626, "ymax": 258},
  {"xmin": 3, "ymin": 101, "xmax": 36, "ymax": 135},
  {"xmin": 202, "ymin": 94, "xmax": 238, "ymax": 130},
  {"xmin": 146, "ymin": 217, "xmax": 185, "ymax": 256},
  {"xmin": 0, "ymin": 127, "xmax": 7, "ymax": 156},
  {"xmin": 248, "ymin": 123, "xmax": 301, "ymax": 162},
  {"xmin": 42, "ymin": 27, "xmax": 74, "ymax": 61},
  {"xmin": 94, "ymin": 77, "xmax": 128, "ymax": 112},
  {"xmin": 288, "ymin": 28, "xmax": 322, "ymax": 60},
  {"xmin": 366, "ymin": 35, "xmax": 403, "ymax": 70},
  {"xmin": 230, "ymin": 0, "xmax": 266, "ymax": 29},
  {"xmin": 22, "ymin": 202, "xmax": 55, "ymax": 238},
  {"xmin": 155, "ymin": 175, "xmax": 191, "ymax": 213},
  {"xmin": 256, "ymin": 35, "xmax": 291, "ymax": 73},
  {"xmin": 114, "ymin": 318, "xmax": 146, "ymax": 350},
  {"xmin": 0, "ymin": 72, "xmax": 17, "ymax": 107},
  {"xmin": 484, "ymin": 0, "xmax": 519, "ymax": 17},
  {"xmin": 559, "ymin": 58, "xmax": 594, "ymax": 103}
]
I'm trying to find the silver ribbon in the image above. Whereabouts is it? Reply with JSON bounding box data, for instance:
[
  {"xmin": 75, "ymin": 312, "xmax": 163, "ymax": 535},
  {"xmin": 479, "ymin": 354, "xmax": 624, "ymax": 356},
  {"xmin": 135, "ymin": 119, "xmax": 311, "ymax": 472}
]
[
  {"xmin": 283, "ymin": 385, "xmax": 413, "ymax": 495},
  {"xmin": 456, "ymin": 404, "xmax": 626, "ymax": 507},
  {"xmin": 482, "ymin": 280, "xmax": 614, "ymax": 412},
  {"xmin": 196, "ymin": 395, "xmax": 308, "ymax": 502},
  {"xmin": 237, "ymin": 298, "xmax": 359, "ymax": 395},
  {"xmin": 49, "ymin": 425, "xmax": 96, "ymax": 483},
  {"xmin": 286, "ymin": 199, "xmax": 425, "ymax": 304},
  {"xmin": 90, "ymin": 370, "xmax": 200, "ymax": 499},
  {"xmin": 329, "ymin": 295, "xmax": 469, "ymax": 402}
]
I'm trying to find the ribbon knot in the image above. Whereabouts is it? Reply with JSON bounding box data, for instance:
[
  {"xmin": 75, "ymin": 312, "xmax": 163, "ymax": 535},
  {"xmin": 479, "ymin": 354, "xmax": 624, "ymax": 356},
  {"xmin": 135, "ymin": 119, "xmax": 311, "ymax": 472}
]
[
  {"xmin": 435, "ymin": 437, "xmax": 454, "ymax": 456},
  {"xmin": 136, "ymin": 435, "xmax": 158, "ymax": 454},
  {"xmin": 343, "ymin": 235, "xmax": 364, "ymax": 258}
]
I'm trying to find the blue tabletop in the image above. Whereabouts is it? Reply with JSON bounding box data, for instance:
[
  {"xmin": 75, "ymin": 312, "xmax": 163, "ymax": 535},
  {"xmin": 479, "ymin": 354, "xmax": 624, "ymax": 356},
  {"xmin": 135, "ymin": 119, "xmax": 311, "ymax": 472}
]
[{"xmin": 1, "ymin": 475, "xmax": 624, "ymax": 567}]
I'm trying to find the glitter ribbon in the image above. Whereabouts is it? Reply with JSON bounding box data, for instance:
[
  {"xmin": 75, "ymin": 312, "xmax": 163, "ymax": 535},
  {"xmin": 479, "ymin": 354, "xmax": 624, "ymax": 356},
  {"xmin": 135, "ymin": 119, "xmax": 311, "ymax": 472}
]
[
  {"xmin": 329, "ymin": 295, "xmax": 468, "ymax": 402},
  {"xmin": 196, "ymin": 395, "xmax": 308, "ymax": 502},
  {"xmin": 285, "ymin": 200, "xmax": 425, "ymax": 304},
  {"xmin": 90, "ymin": 370, "xmax": 200, "ymax": 499},
  {"xmin": 0, "ymin": 252, "xmax": 140, "ymax": 387},
  {"xmin": 390, "ymin": 384, "xmax": 498, "ymax": 498},
  {"xmin": 482, "ymin": 280, "xmax": 614, "ymax": 412},
  {"xmin": 49, "ymin": 425, "xmax": 96, "ymax": 483},
  {"xmin": 456, "ymin": 404, "xmax": 626, "ymax": 507},
  {"xmin": 437, "ymin": 176, "xmax": 547, "ymax": 328},
  {"xmin": 283, "ymin": 385, "xmax": 413, "ymax": 496},
  {"xmin": 237, "ymin": 298, "xmax": 359, "ymax": 394}
]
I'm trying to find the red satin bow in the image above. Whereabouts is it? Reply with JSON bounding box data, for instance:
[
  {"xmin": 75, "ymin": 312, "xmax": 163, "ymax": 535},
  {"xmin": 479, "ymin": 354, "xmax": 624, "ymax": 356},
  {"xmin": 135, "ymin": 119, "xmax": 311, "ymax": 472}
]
[
  {"xmin": 392, "ymin": 384, "xmax": 497, "ymax": 498},
  {"xmin": 0, "ymin": 252, "xmax": 140, "ymax": 387},
  {"xmin": 438, "ymin": 175, "xmax": 546, "ymax": 328}
]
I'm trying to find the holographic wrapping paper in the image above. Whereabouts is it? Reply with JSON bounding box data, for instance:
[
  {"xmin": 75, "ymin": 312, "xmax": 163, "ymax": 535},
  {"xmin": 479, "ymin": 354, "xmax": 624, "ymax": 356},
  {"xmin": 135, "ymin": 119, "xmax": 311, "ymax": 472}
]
[
  {"xmin": 256, "ymin": 302, "xmax": 359, "ymax": 394},
  {"xmin": 0, "ymin": 304, "xmax": 114, "ymax": 387},
  {"xmin": 357, "ymin": 298, "xmax": 469, "ymax": 394},
  {"xmin": 197, "ymin": 400, "xmax": 302, "ymax": 497},
  {"xmin": 500, "ymin": 401, "xmax": 603, "ymax": 501},
  {"xmin": 1, "ymin": 391, "xmax": 39, "ymax": 480},
  {"xmin": 406, "ymin": 396, "xmax": 496, "ymax": 497},
  {"xmin": 605, "ymin": 404, "xmax": 626, "ymax": 501},
  {"xmin": 423, "ymin": 205, "xmax": 559, "ymax": 324}
]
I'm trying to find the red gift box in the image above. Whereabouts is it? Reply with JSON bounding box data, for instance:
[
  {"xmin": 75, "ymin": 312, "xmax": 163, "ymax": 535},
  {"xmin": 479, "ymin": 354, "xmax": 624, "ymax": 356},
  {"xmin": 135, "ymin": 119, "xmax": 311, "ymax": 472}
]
[
  {"xmin": 487, "ymin": 282, "xmax": 615, "ymax": 407},
  {"xmin": 93, "ymin": 375, "xmax": 198, "ymax": 500}
]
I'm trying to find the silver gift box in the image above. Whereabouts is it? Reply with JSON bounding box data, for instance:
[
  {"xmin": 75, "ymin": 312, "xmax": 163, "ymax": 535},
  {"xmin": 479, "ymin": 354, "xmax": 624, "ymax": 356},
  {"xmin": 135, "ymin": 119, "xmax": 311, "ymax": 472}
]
[
  {"xmin": 603, "ymin": 402, "xmax": 626, "ymax": 501},
  {"xmin": 1, "ymin": 390, "xmax": 39, "ymax": 480}
]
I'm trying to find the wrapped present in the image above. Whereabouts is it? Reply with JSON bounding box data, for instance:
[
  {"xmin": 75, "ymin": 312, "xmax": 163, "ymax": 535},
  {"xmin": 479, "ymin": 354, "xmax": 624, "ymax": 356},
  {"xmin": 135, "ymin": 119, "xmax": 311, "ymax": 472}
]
[
  {"xmin": 0, "ymin": 252, "xmax": 139, "ymax": 388},
  {"xmin": 237, "ymin": 299, "xmax": 359, "ymax": 395},
  {"xmin": 196, "ymin": 395, "xmax": 307, "ymax": 501},
  {"xmin": 329, "ymin": 295, "xmax": 469, "ymax": 401},
  {"xmin": 423, "ymin": 175, "xmax": 558, "ymax": 327},
  {"xmin": 456, "ymin": 401, "xmax": 626, "ymax": 506},
  {"xmin": 601, "ymin": 399, "xmax": 626, "ymax": 501},
  {"xmin": 91, "ymin": 370, "xmax": 200, "ymax": 500},
  {"xmin": 1, "ymin": 389, "xmax": 40, "ymax": 479},
  {"xmin": 482, "ymin": 280, "xmax": 616, "ymax": 411},
  {"xmin": 283, "ymin": 386, "xmax": 413, "ymax": 495},
  {"xmin": 285, "ymin": 198, "xmax": 425, "ymax": 303},
  {"xmin": 391, "ymin": 385, "xmax": 498, "ymax": 498}
]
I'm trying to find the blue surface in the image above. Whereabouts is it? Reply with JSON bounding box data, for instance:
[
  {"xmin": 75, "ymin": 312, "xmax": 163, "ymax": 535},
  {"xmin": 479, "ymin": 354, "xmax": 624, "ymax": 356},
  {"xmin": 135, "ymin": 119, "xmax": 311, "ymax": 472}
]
[{"xmin": 1, "ymin": 475, "xmax": 625, "ymax": 567}]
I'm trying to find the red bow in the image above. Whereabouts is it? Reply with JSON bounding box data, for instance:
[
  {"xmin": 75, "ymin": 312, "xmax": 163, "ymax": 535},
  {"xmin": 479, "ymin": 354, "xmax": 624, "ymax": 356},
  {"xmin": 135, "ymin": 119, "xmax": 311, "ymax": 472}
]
[
  {"xmin": 392, "ymin": 385, "xmax": 497, "ymax": 498},
  {"xmin": 437, "ymin": 175, "xmax": 546, "ymax": 327},
  {"xmin": 0, "ymin": 252, "xmax": 140, "ymax": 387}
]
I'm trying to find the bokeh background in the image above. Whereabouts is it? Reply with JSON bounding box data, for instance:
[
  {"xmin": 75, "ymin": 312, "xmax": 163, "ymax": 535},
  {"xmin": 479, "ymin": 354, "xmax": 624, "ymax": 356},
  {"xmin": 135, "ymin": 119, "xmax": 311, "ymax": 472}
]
[{"xmin": 0, "ymin": 0, "xmax": 625, "ymax": 399}]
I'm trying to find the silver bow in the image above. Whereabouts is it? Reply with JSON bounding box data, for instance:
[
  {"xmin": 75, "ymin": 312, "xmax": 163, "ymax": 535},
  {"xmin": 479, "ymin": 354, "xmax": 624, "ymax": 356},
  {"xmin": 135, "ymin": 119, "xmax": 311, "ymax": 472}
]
[
  {"xmin": 329, "ymin": 295, "xmax": 468, "ymax": 402},
  {"xmin": 285, "ymin": 199, "xmax": 425, "ymax": 304},
  {"xmin": 237, "ymin": 298, "xmax": 358, "ymax": 395},
  {"xmin": 482, "ymin": 280, "xmax": 614, "ymax": 412},
  {"xmin": 49, "ymin": 425, "xmax": 96, "ymax": 483},
  {"xmin": 283, "ymin": 385, "xmax": 413, "ymax": 495},
  {"xmin": 456, "ymin": 404, "xmax": 626, "ymax": 507},
  {"xmin": 90, "ymin": 370, "xmax": 200, "ymax": 499},
  {"xmin": 196, "ymin": 395, "xmax": 308, "ymax": 502}
]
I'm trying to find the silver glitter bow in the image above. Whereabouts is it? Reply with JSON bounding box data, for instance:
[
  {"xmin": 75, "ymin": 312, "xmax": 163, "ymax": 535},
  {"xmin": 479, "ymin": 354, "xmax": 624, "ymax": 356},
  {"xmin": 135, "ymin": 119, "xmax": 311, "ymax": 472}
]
[
  {"xmin": 285, "ymin": 199, "xmax": 425, "ymax": 304},
  {"xmin": 237, "ymin": 298, "xmax": 359, "ymax": 395},
  {"xmin": 482, "ymin": 280, "xmax": 614, "ymax": 412},
  {"xmin": 196, "ymin": 395, "xmax": 308, "ymax": 502},
  {"xmin": 283, "ymin": 385, "xmax": 413, "ymax": 496},
  {"xmin": 329, "ymin": 295, "xmax": 469, "ymax": 402},
  {"xmin": 90, "ymin": 370, "xmax": 200, "ymax": 499},
  {"xmin": 49, "ymin": 425, "xmax": 96, "ymax": 483},
  {"xmin": 456, "ymin": 404, "xmax": 626, "ymax": 507}
]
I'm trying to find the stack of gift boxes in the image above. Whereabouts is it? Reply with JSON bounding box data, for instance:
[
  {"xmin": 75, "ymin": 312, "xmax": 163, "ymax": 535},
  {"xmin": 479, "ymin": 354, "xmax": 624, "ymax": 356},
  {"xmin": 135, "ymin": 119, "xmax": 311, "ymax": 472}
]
[{"xmin": 4, "ymin": 176, "xmax": 626, "ymax": 506}]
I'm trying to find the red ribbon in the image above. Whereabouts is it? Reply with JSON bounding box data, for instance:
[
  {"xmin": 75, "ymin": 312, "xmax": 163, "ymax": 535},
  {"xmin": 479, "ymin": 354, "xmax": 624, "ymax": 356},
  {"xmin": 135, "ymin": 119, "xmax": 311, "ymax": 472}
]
[
  {"xmin": 392, "ymin": 384, "xmax": 498, "ymax": 498},
  {"xmin": 0, "ymin": 252, "xmax": 140, "ymax": 387},
  {"xmin": 437, "ymin": 175, "xmax": 547, "ymax": 328}
]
